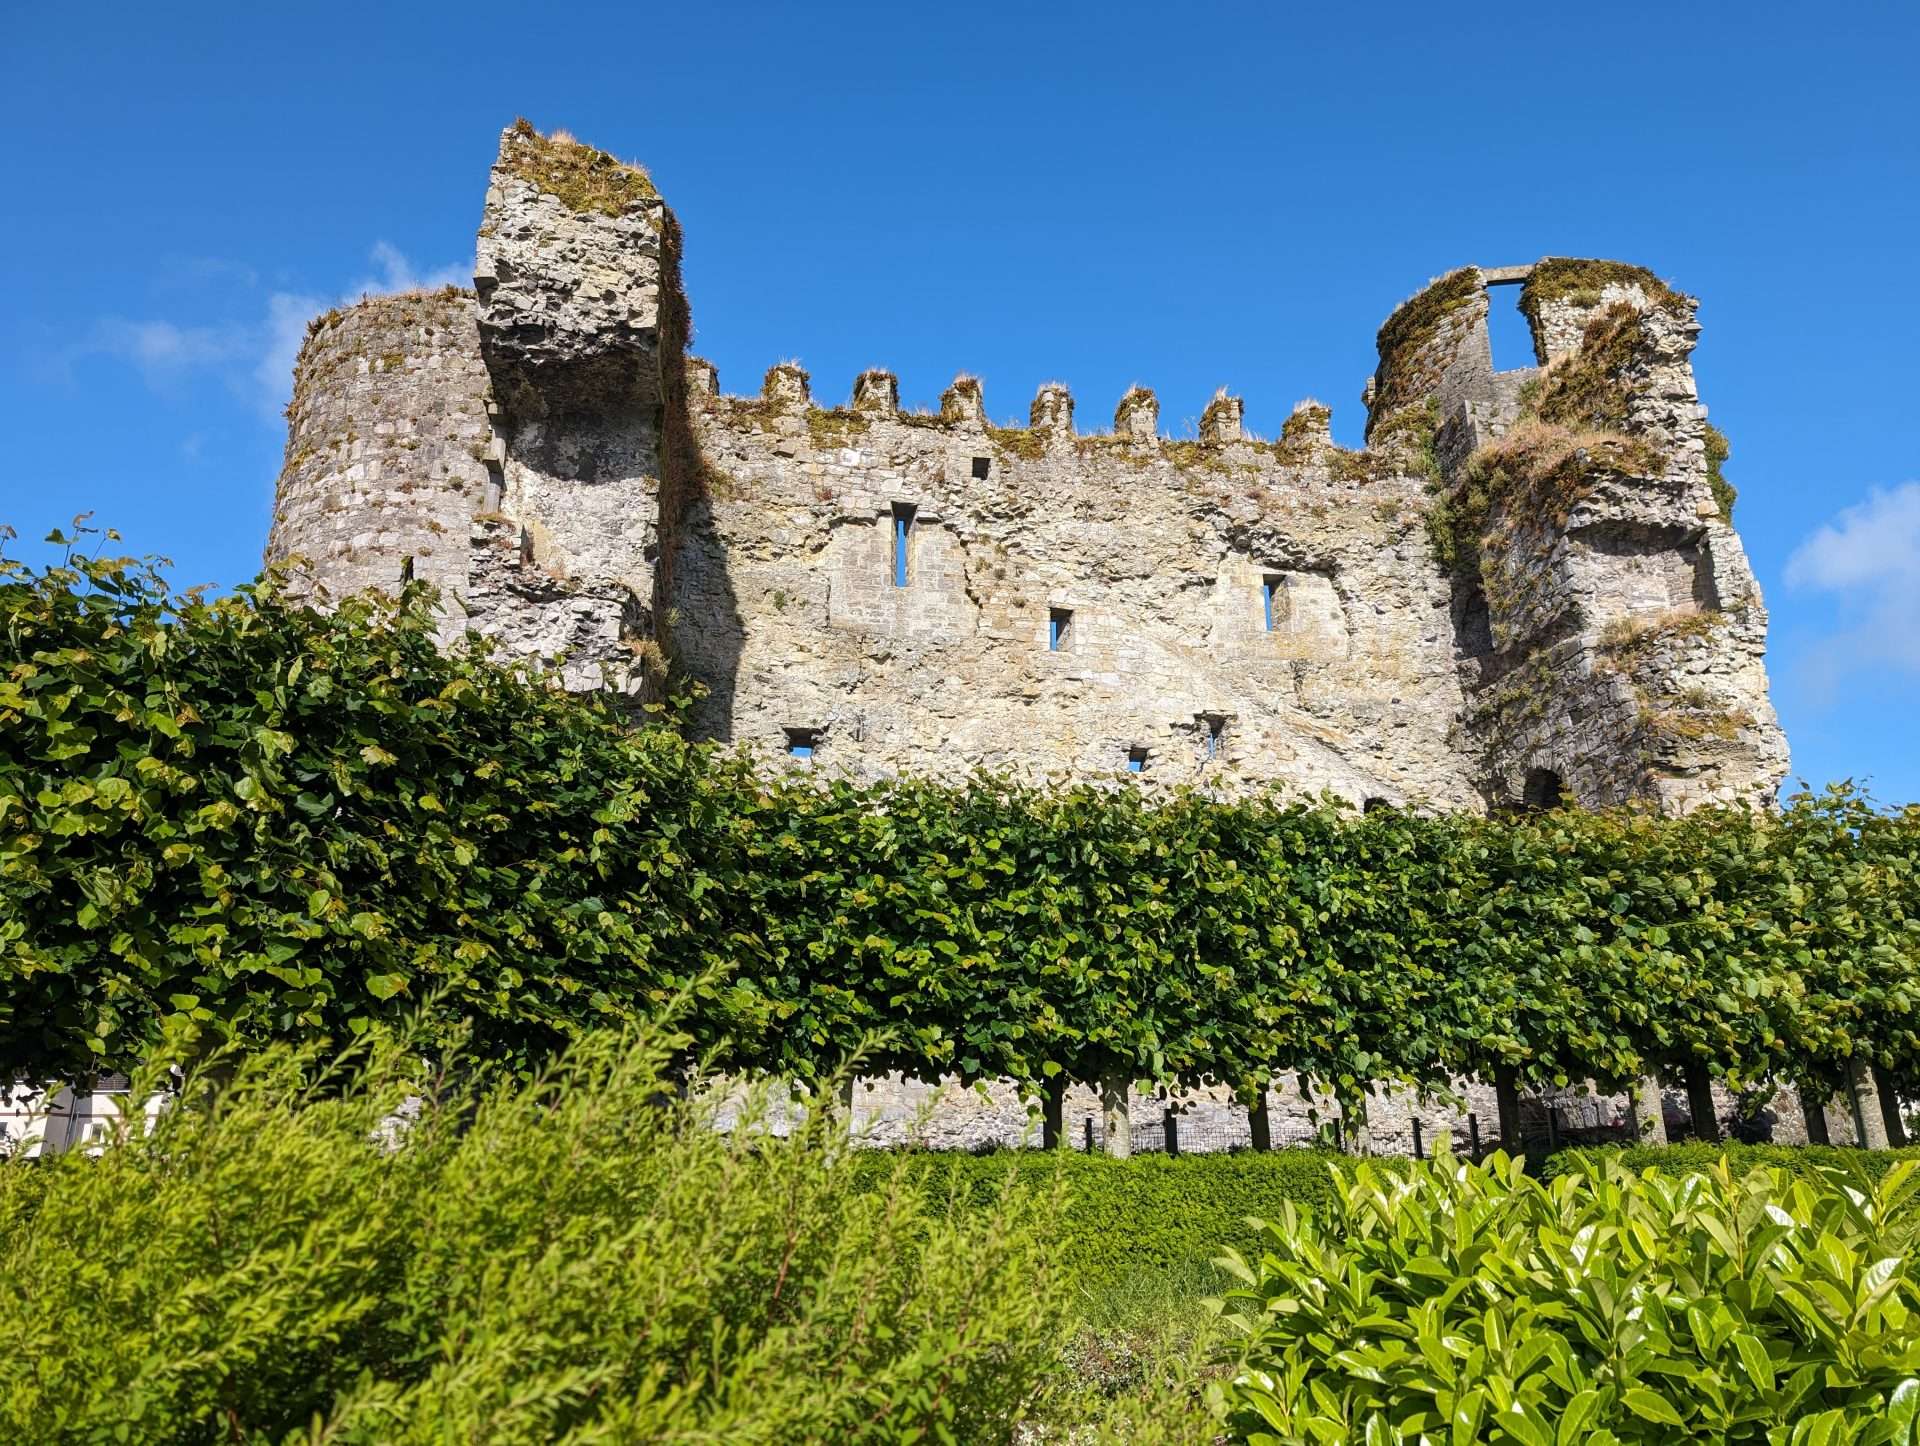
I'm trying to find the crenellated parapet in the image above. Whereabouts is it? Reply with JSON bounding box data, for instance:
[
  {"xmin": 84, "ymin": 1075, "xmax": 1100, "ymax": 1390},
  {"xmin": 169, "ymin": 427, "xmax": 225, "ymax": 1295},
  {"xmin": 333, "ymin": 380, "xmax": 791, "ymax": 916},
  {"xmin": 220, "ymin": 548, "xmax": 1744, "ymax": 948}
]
[{"xmin": 268, "ymin": 125, "xmax": 1786, "ymax": 814}]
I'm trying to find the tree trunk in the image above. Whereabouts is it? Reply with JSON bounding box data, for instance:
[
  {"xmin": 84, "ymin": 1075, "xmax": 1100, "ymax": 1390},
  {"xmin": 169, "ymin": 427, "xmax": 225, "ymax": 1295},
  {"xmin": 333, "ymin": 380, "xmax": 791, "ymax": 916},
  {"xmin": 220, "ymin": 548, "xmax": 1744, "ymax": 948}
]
[
  {"xmin": 1629, "ymin": 1075, "xmax": 1668, "ymax": 1146},
  {"xmin": 1684, "ymin": 1065, "xmax": 1721, "ymax": 1143},
  {"xmin": 1879, "ymin": 1077, "xmax": 1909, "ymax": 1148},
  {"xmin": 1041, "ymin": 1074, "xmax": 1066, "ymax": 1150},
  {"xmin": 1493, "ymin": 1067, "xmax": 1522, "ymax": 1151},
  {"xmin": 1100, "ymin": 1077, "xmax": 1131, "ymax": 1159},
  {"xmin": 1345, "ymin": 1094, "xmax": 1373, "ymax": 1157},
  {"xmin": 1849, "ymin": 1057, "xmax": 1891, "ymax": 1150},
  {"xmin": 1798, "ymin": 1084, "xmax": 1832, "ymax": 1146}
]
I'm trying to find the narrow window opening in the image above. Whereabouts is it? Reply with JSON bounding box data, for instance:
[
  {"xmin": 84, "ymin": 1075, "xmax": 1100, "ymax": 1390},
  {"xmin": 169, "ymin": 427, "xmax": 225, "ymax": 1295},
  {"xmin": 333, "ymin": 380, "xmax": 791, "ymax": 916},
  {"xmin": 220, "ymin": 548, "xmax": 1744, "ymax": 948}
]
[
  {"xmin": 970, "ymin": 455, "xmax": 991, "ymax": 480},
  {"xmin": 785, "ymin": 727, "xmax": 820, "ymax": 761},
  {"xmin": 400, "ymin": 555, "xmax": 415, "ymax": 583},
  {"xmin": 1126, "ymin": 746, "xmax": 1149, "ymax": 774},
  {"xmin": 1198, "ymin": 714, "xmax": 1226, "ymax": 761},
  {"xmin": 891, "ymin": 503, "xmax": 915, "ymax": 588},
  {"xmin": 1484, "ymin": 280, "xmax": 1535, "ymax": 372},
  {"xmin": 1521, "ymin": 767, "xmax": 1564, "ymax": 811},
  {"xmin": 1261, "ymin": 573, "xmax": 1286, "ymax": 632},
  {"xmin": 1048, "ymin": 608, "xmax": 1073, "ymax": 652},
  {"xmin": 1363, "ymin": 796, "xmax": 1390, "ymax": 814}
]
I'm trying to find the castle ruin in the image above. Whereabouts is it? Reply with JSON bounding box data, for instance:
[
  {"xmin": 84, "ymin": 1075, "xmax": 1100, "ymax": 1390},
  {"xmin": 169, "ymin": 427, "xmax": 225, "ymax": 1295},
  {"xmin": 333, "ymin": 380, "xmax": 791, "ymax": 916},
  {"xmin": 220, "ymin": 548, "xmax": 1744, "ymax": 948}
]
[{"xmin": 268, "ymin": 121, "xmax": 1788, "ymax": 818}]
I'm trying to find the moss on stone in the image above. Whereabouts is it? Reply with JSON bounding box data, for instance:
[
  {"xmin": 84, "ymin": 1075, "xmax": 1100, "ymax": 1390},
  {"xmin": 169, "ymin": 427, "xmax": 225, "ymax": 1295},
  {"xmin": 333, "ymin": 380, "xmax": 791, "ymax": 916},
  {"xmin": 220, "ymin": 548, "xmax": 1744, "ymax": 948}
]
[
  {"xmin": 806, "ymin": 407, "xmax": 871, "ymax": 448},
  {"xmin": 501, "ymin": 118, "xmax": 658, "ymax": 216},
  {"xmin": 1280, "ymin": 403, "xmax": 1332, "ymax": 448},
  {"xmin": 1372, "ymin": 268, "xmax": 1480, "ymax": 418},
  {"xmin": 1428, "ymin": 420, "xmax": 1663, "ymax": 576},
  {"xmin": 1518, "ymin": 258, "xmax": 1677, "ymax": 324},
  {"xmin": 986, "ymin": 425, "xmax": 1045, "ymax": 461},
  {"xmin": 1704, "ymin": 422, "xmax": 1736, "ymax": 521},
  {"xmin": 1531, "ymin": 303, "xmax": 1653, "ymax": 433}
]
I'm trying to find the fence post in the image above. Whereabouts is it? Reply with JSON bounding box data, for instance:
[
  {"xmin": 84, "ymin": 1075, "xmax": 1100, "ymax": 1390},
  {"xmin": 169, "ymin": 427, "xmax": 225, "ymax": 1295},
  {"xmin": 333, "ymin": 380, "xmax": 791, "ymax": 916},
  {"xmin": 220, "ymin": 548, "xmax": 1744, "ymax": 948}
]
[
  {"xmin": 1041, "ymin": 1075, "xmax": 1066, "ymax": 1149},
  {"xmin": 1411, "ymin": 1117, "xmax": 1424, "ymax": 1160},
  {"xmin": 1684, "ymin": 1065, "xmax": 1721, "ymax": 1144},
  {"xmin": 1494, "ymin": 1067, "xmax": 1521, "ymax": 1151},
  {"xmin": 1162, "ymin": 1108, "xmax": 1179, "ymax": 1156},
  {"xmin": 1468, "ymin": 1113, "xmax": 1481, "ymax": 1162},
  {"xmin": 1848, "ymin": 1057, "xmax": 1891, "ymax": 1150},
  {"xmin": 1249, "ymin": 1091, "xmax": 1272, "ymax": 1152},
  {"xmin": 1798, "ymin": 1084, "xmax": 1832, "ymax": 1146},
  {"xmin": 1100, "ymin": 1077, "xmax": 1132, "ymax": 1160},
  {"xmin": 1629, "ymin": 1076, "xmax": 1669, "ymax": 1146}
]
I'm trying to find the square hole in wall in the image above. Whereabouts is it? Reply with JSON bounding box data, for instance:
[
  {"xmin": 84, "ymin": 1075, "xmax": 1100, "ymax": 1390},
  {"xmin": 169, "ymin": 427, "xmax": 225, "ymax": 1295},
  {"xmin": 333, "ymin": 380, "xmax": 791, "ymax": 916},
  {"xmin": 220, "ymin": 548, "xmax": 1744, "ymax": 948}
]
[
  {"xmin": 970, "ymin": 455, "xmax": 991, "ymax": 480},
  {"xmin": 1126, "ymin": 746, "xmax": 1149, "ymax": 773},
  {"xmin": 784, "ymin": 727, "xmax": 820, "ymax": 761},
  {"xmin": 1048, "ymin": 607, "xmax": 1073, "ymax": 652},
  {"xmin": 1197, "ymin": 713, "xmax": 1227, "ymax": 761}
]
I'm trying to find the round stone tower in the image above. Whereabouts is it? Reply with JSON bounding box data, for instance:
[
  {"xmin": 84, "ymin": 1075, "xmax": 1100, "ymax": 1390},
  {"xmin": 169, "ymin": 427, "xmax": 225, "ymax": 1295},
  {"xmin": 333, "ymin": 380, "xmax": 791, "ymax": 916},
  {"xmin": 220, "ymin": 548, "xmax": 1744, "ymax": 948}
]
[{"xmin": 266, "ymin": 287, "xmax": 497, "ymax": 611}]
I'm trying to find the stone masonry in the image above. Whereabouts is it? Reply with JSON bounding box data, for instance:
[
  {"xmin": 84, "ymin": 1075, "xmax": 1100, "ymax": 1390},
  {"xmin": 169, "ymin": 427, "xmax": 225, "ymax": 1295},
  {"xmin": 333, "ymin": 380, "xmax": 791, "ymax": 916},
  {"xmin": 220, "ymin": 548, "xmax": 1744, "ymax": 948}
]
[{"xmin": 265, "ymin": 123, "xmax": 1804, "ymax": 1151}]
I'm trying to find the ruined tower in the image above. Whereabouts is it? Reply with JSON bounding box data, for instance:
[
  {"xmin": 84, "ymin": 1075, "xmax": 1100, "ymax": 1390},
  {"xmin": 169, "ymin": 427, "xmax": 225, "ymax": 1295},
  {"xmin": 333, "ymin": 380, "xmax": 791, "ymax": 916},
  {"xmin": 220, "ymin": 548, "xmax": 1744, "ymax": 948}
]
[{"xmin": 267, "ymin": 122, "xmax": 1786, "ymax": 813}]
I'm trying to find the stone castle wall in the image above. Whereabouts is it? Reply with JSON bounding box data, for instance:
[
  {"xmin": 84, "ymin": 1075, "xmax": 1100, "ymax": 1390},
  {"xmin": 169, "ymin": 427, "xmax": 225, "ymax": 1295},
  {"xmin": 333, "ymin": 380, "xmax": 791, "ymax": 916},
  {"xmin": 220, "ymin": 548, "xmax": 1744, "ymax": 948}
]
[{"xmin": 257, "ymin": 121, "xmax": 1808, "ymax": 1152}]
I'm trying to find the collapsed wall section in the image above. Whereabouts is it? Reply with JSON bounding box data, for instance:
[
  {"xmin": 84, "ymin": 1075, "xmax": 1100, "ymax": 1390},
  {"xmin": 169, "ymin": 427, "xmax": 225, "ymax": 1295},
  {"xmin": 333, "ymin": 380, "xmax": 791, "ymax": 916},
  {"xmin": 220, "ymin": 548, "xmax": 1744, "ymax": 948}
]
[{"xmin": 464, "ymin": 121, "xmax": 689, "ymax": 695}]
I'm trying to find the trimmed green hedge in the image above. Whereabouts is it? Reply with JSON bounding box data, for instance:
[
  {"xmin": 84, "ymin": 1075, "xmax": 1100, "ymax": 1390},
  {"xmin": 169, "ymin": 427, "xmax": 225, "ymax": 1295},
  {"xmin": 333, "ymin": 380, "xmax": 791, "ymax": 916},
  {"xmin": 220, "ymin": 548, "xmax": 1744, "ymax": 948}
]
[
  {"xmin": 856, "ymin": 1149, "xmax": 1369, "ymax": 1295},
  {"xmin": 1544, "ymin": 1140, "xmax": 1920, "ymax": 1181},
  {"xmin": 7, "ymin": 534, "xmax": 1920, "ymax": 1116}
]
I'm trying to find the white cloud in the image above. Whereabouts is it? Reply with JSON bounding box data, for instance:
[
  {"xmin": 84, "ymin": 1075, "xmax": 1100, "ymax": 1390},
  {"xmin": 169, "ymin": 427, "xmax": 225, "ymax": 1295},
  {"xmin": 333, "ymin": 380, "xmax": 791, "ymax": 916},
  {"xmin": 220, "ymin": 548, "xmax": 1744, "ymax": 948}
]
[
  {"xmin": 65, "ymin": 242, "xmax": 470, "ymax": 420},
  {"xmin": 71, "ymin": 317, "xmax": 252, "ymax": 388},
  {"xmin": 1785, "ymin": 482, "xmax": 1920, "ymax": 683}
]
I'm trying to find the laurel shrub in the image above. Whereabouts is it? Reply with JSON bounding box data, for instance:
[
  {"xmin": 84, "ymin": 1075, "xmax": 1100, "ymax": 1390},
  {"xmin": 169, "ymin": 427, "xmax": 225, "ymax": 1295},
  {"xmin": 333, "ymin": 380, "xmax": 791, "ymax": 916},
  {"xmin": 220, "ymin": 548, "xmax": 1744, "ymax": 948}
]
[{"xmin": 1213, "ymin": 1152, "xmax": 1920, "ymax": 1443}]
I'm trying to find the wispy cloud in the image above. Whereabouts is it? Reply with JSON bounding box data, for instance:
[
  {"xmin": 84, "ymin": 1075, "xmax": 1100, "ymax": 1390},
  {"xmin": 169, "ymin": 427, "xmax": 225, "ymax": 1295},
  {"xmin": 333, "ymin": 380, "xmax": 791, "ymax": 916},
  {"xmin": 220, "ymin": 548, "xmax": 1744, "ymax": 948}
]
[
  {"xmin": 1785, "ymin": 481, "xmax": 1920, "ymax": 690},
  {"xmin": 61, "ymin": 242, "xmax": 470, "ymax": 419}
]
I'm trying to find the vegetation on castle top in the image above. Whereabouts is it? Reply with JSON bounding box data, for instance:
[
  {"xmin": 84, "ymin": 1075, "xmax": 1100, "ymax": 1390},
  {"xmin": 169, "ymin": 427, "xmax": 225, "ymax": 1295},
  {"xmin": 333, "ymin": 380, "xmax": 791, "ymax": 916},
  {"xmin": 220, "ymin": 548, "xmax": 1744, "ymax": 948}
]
[
  {"xmin": 1113, "ymin": 386, "xmax": 1157, "ymax": 432},
  {"xmin": 1531, "ymin": 301, "xmax": 1658, "ymax": 434},
  {"xmin": 1198, "ymin": 390, "xmax": 1240, "ymax": 439},
  {"xmin": 986, "ymin": 422, "xmax": 1047, "ymax": 460},
  {"xmin": 1706, "ymin": 420, "xmax": 1737, "ymax": 521},
  {"xmin": 500, "ymin": 117, "xmax": 658, "ymax": 215},
  {"xmin": 1518, "ymin": 256, "xmax": 1679, "ymax": 325},
  {"xmin": 940, "ymin": 374, "xmax": 984, "ymax": 423},
  {"xmin": 5, "ymin": 535, "xmax": 1919, "ymax": 1121},
  {"xmin": 804, "ymin": 405, "xmax": 871, "ymax": 448},
  {"xmin": 1278, "ymin": 402, "xmax": 1332, "ymax": 449},
  {"xmin": 1370, "ymin": 266, "xmax": 1481, "ymax": 421}
]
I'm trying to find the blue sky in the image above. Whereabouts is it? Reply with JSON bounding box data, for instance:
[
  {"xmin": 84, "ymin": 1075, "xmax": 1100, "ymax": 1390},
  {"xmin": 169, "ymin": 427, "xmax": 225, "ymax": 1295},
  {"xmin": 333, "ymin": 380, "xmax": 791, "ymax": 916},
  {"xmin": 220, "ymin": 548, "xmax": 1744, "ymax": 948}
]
[{"xmin": 5, "ymin": 1, "xmax": 1916, "ymax": 800}]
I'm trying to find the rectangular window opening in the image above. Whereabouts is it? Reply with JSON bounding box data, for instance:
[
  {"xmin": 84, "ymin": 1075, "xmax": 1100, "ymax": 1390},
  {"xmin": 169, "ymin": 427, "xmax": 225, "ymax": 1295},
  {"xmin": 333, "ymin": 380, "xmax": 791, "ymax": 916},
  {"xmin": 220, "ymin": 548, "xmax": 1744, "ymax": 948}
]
[
  {"xmin": 784, "ymin": 727, "xmax": 820, "ymax": 761},
  {"xmin": 1048, "ymin": 607, "xmax": 1073, "ymax": 652},
  {"xmin": 1126, "ymin": 746, "xmax": 1149, "ymax": 774},
  {"xmin": 891, "ymin": 503, "xmax": 915, "ymax": 588},
  {"xmin": 1485, "ymin": 279, "xmax": 1536, "ymax": 372},
  {"xmin": 400, "ymin": 555, "xmax": 416, "ymax": 584},
  {"xmin": 970, "ymin": 455, "xmax": 991, "ymax": 480},
  {"xmin": 1261, "ymin": 574, "xmax": 1284, "ymax": 632}
]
